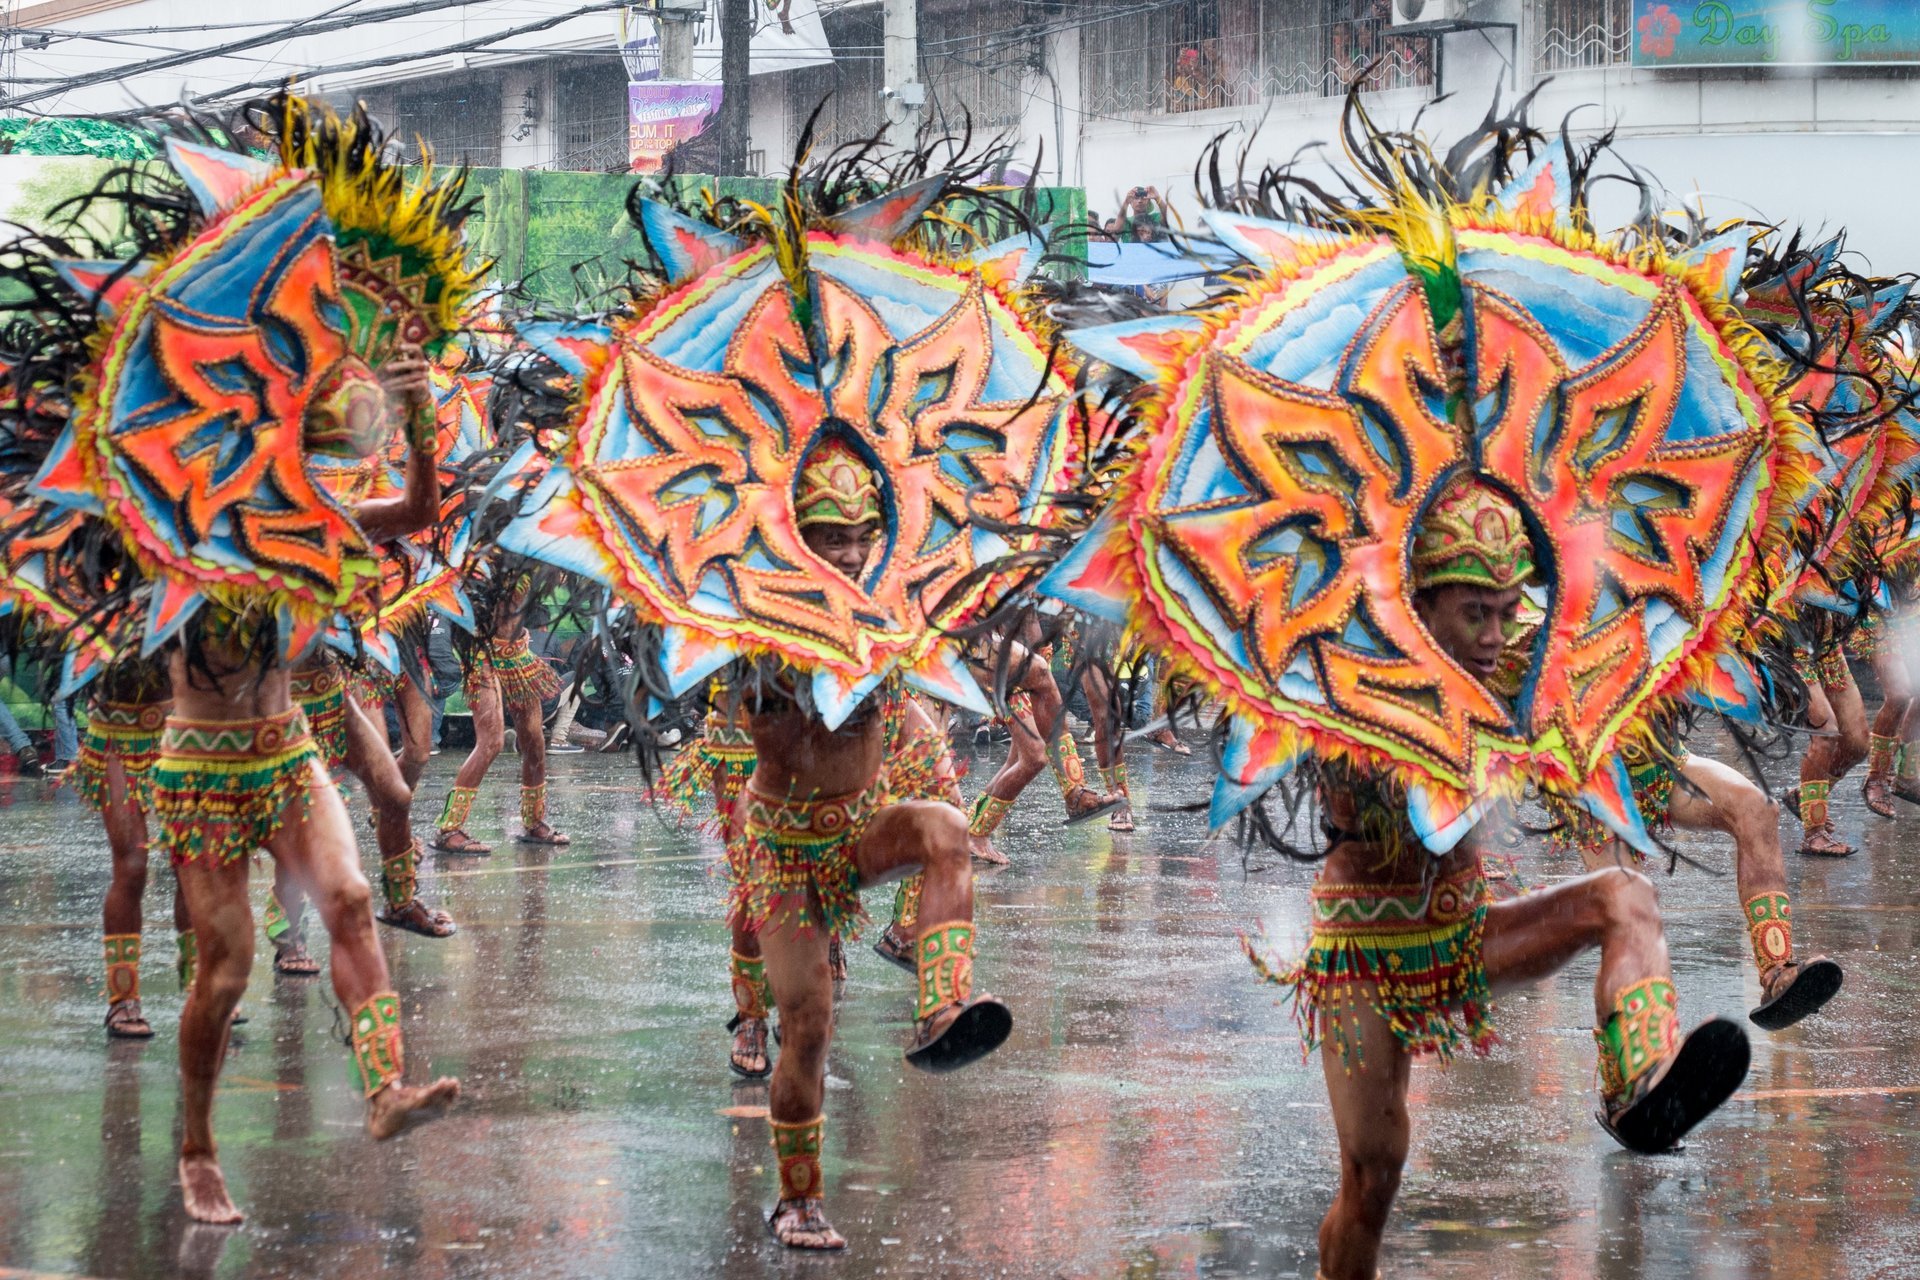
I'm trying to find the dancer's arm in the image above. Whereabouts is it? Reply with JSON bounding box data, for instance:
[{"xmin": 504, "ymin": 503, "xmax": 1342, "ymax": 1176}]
[{"xmin": 356, "ymin": 346, "xmax": 439, "ymax": 541}]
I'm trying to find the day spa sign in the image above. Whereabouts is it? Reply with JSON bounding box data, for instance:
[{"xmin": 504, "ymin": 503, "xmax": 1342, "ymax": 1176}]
[{"xmin": 1631, "ymin": 1, "xmax": 1920, "ymax": 66}]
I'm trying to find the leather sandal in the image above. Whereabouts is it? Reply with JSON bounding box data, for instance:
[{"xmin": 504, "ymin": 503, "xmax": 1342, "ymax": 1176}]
[
  {"xmin": 1750, "ymin": 957, "xmax": 1843, "ymax": 1031},
  {"xmin": 904, "ymin": 994, "xmax": 1012, "ymax": 1073},
  {"xmin": 1596, "ymin": 1016, "xmax": 1750, "ymax": 1154}
]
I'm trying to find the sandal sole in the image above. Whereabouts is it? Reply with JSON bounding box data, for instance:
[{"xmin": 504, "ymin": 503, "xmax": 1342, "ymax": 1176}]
[
  {"xmin": 904, "ymin": 998, "xmax": 1013, "ymax": 1073},
  {"xmin": 1749, "ymin": 957, "xmax": 1843, "ymax": 1031},
  {"xmin": 1063, "ymin": 797, "xmax": 1124, "ymax": 827},
  {"xmin": 1600, "ymin": 1016, "xmax": 1750, "ymax": 1154}
]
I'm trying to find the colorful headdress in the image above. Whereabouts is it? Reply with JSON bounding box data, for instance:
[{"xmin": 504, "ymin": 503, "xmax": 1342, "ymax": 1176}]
[
  {"xmin": 12, "ymin": 99, "xmax": 481, "ymax": 661},
  {"xmin": 494, "ymin": 159, "xmax": 1087, "ymax": 726},
  {"xmin": 1043, "ymin": 104, "xmax": 1812, "ymax": 854},
  {"xmin": 795, "ymin": 437, "xmax": 884, "ymax": 528},
  {"xmin": 1410, "ymin": 475, "xmax": 1534, "ymax": 592}
]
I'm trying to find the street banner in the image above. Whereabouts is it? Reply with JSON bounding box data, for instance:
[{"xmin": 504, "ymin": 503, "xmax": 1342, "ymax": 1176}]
[
  {"xmin": 1631, "ymin": 1, "xmax": 1920, "ymax": 67},
  {"xmin": 628, "ymin": 81, "xmax": 724, "ymax": 173}
]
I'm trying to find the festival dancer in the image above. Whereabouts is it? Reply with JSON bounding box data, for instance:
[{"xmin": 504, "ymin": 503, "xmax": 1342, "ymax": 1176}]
[
  {"xmin": 0, "ymin": 101, "xmax": 484, "ymax": 1222},
  {"xmin": 430, "ymin": 572, "xmax": 567, "ymax": 853},
  {"xmin": 731, "ymin": 439, "xmax": 1010, "ymax": 1248},
  {"xmin": 1858, "ymin": 602, "xmax": 1920, "ymax": 814},
  {"xmin": 1549, "ymin": 749, "xmax": 1843, "ymax": 1029},
  {"xmin": 489, "ymin": 155, "xmax": 1091, "ymax": 1247},
  {"xmin": 77, "ymin": 658, "xmax": 178, "ymax": 1038},
  {"xmin": 1037, "ymin": 105, "xmax": 1816, "ymax": 1276},
  {"xmin": 1791, "ymin": 633, "xmax": 1870, "ymax": 855},
  {"xmin": 1256, "ymin": 482, "xmax": 1750, "ymax": 1278},
  {"xmin": 963, "ymin": 625, "xmax": 1120, "ymax": 862}
]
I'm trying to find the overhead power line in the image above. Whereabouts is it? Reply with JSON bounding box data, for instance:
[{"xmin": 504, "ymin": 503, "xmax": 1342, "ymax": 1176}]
[{"xmin": 0, "ymin": 0, "xmax": 508, "ymax": 109}]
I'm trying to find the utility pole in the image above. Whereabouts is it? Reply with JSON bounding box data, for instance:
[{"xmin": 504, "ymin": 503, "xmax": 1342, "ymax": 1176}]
[
  {"xmin": 882, "ymin": 0, "xmax": 923, "ymax": 149},
  {"xmin": 718, "ymin": 0, "xmax": 752, "ymax": 175},
  {"xmin": 657, "ymin": 0, "xmax": 697, "ymax": 80}
]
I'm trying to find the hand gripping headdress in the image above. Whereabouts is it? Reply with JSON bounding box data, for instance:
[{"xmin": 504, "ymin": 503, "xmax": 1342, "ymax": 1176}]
[
  {"xmin": 16, "ymin": 95, "xmax": 482, "ymax": 664},
  {"xmin": 1042, "ymin": 104, "xmax": 1814, "ymax": 856},
  {"xmin": 493, "ymin": 159, "xmax": 1088, "ymax": 726}
]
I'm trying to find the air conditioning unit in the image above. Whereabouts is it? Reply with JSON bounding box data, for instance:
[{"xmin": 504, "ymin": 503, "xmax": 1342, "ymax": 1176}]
[{"xmin": 1392, "ymin": 0, "xmax": 1467, "ymax": 25}]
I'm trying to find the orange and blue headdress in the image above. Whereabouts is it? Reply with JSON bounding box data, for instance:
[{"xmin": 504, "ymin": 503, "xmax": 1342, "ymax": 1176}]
[{"xmin": 1041, "ymin": 101, "xmax": 1815, "ymax": 857}]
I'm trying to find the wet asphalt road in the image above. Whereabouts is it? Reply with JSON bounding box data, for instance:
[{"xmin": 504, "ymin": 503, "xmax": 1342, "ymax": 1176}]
[{"xmin": 0, "ymin": 723, "xmax": 1918, "ymax": 1280}]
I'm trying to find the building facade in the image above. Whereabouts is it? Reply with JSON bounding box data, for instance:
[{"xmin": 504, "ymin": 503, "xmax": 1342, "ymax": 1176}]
[{"xmin": 8, "ymin": 1, "xmax": 1920, "ymax": 260}]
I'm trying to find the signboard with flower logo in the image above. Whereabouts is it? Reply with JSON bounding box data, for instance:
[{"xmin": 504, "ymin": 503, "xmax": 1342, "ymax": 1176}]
[{"xmin": 1632, "ymin": 1, "xmax": 1920, "ymax": 66}]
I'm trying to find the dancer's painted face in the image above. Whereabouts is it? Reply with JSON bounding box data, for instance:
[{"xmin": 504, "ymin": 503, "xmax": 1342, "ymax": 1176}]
[
  {"xmin": 1414, "ymin": 583, "xmax": 1524, "ymax": 685},
  {"xmin": 801, "ymin": 520, "xmax": 881, "ymax": 581}
]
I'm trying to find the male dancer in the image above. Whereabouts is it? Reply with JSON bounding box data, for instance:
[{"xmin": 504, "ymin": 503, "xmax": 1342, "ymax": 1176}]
[
  {"xmin": 1791, "ymin": 630, "xmax": 1870, "ymax": 855},
  {"xmin": 1260, "ymin": 477, "xmax": 1749, "ymax": 1280},
  {"xmin": 1857, "ymin": 604, "xmax": 1920, "ymax": 815},
  {"xmin": 1551, "ymin": 750, "xmax": 1843, "ymax": 1029},
  {"xmin": 963, "ymin": 624, "xmax": 1119, "ymax": 862},
  {"xmin": 431, "ymin": 574, "xmax": 567, "ymax": 853},
  {"xmin": 160, "ymin": 346, "xmax": 459, "ymax": 1223},
  {"xmin": 735, "ymin": 440, "xmax": 1010, "ymax": 1249},
  {"xmin": 79, "ymin": 657, "xmax": 180, "ymax": 1037}
]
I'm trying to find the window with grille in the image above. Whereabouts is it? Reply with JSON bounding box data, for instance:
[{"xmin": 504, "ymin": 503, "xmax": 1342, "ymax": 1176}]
[
  {"xmin": 1081, "ymin": 0, "xmax": 1431, "ymax": 119},
  {"xmin": 1534, "ymin": 0, "xmax": 1631, "ymax": 71},
  {"xmin": 787, "ymin": 5, "xmax": 885, "ymax": 152},
  {"xmin": 393, "ymin": 77, "xmax": 502, "ymax": 167},
  {"xmin": 553, "ymin": 57, "xmax": 632, "ymax": 172},
  {"xmin": 922, "ymin": 1, "xmax": 1030, "ymax": 134}
]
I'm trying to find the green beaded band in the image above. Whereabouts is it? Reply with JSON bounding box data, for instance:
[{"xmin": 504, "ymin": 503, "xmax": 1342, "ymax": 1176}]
[
  {"xmin": 914, "ymin": 921, "xmax": 976, "ymax": 1021},
  {"xmin": 730, "ymin": 949, "xmax": 770, "ymax": 1021},
  {"xmin": 967, "ymin": 793, "xmax": 1014, "ymax": 839},
  {"xmin": 770, "ymin": 1115, "xmax": 825, "ymax": 1202},
  {"xmin": 892, "ymin": 874, "xmax": 924, "ymax": 932},
  {"xmin": 382, "ymin": 839, "xmax": 422, "ymax": 912},
  {"xmin": 1594, "ymin": 977, "xmax": 1678, "ymax": 1106},
  {"xmin": 263, "ymin": 888, "xmax": 294, "ymax": 944},
  {"xmin": 438, "ymin": 785, "xmax": 478, "ymax": 833},
  {"xmin": 176, "ymin": 930, "xmax": 198, "ymax": 991},
  {"xmin": 350, "ymin": 991, "xmax": 405, "ymax": 1097},
  {"xmin": 1744, "ymin": 892, "xmax": 1793, "ymax": 977},
  {"xmin": 103, "ymin": 933, "xmax": 140, "ymax": 1005}
]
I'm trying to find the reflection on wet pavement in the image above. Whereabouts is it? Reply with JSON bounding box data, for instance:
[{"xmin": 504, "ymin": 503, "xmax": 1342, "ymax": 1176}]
[{"xmin": 1, "ymin": 731, "xmax": 1918, "ymax": 1279}]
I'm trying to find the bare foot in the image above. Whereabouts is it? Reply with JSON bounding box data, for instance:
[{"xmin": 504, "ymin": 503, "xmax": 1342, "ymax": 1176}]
[
  {"xmin": 768, "ymin": 1197, "xmax": 846, "ymax": 1250},
  {"xmin": 516, "ymin": 822, "xmax": 571, "ymax": 846},
  {"xmin": 273, "ymin": 940, "xmax": 321, "ymax": 976},
  {"xmin": 1107, "ymin": 801, "xmax": 1135, "ymax": 833},
  {"xmin": 179, "ymin": 1152, "xmax": 242, "ymax": 1224},
  {"xmin": 967, "ymin": 832, "xmax": 1010, "ymax": 866},
  {"xmin": 729, "ymin": 1015, "xmax": 771, "ymax": 1078},
  {"xmin": 366, "ymin": 1076, "xmax": 460, "ymax": 1140}
]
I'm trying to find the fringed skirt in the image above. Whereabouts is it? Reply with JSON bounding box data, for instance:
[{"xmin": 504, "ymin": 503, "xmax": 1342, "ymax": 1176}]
[
  {"xmin": 74, "ymin": 698, "xmax": 171, "ymax": 813},
  {"xmin": 291, "ymin": 661, "xmax": 349, "ymax": 771},
  {"xmin": 729, "ymin": 777, "xmax": 885, "ymax": 941},
  {"xmin": 467, "ymin": 633, "xmax": 563, "ymax": 709},
  {"xmin": 153, "ymin": 707, "xmax": 321, "ymax": 866},
  {"xmin": 1249, "ymin": 856, "xmax": 1495, "ymax": 1064}
]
